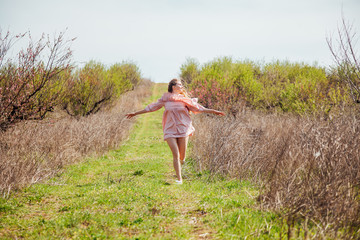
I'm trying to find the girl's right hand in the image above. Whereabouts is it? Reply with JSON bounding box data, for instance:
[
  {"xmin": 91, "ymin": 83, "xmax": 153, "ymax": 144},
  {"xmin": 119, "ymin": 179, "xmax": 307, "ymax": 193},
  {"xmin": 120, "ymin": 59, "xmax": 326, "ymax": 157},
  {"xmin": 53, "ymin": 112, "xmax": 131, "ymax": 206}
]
[{"xmin": 125, "ymin": 113, "xmax": 136, "ymax": 119}]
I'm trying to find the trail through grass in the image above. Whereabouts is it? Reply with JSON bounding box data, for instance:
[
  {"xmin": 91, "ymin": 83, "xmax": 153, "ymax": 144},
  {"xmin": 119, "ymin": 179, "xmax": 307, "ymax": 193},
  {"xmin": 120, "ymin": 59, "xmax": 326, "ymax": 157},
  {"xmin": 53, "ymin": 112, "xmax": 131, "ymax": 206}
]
[{"xmin": 0, "ymin": 83, "xmax": 284, "ymax": 239}]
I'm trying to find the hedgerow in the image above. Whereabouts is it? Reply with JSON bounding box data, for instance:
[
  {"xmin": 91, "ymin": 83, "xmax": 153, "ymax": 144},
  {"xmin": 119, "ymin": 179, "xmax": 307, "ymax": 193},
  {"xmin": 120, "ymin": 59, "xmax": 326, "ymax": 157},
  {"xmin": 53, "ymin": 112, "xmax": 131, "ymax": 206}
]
[{"xmin": 182, "ymin": 57, "xmax": 351, "ymax": 114}]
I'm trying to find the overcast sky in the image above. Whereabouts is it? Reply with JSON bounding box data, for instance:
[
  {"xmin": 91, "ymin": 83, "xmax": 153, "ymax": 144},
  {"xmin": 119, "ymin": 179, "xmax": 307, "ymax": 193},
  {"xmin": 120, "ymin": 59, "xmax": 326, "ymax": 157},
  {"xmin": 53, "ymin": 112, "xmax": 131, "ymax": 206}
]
[{"xmin": 1, "ymin": 0, "xmax": 359, "ymax": 83}]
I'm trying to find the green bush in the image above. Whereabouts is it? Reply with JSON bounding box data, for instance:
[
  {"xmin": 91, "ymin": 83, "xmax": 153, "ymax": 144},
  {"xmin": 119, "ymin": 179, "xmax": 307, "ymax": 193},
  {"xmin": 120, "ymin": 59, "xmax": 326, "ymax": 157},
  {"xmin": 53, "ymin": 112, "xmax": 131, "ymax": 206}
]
[
  {"xmin": 179, "ymin": 58, "xmax": 199, "ymax": 86},
  {"xmin": 107, "ymin": 64, "xmax": 132, "ymax": 95},
  {"xmin": 110, "ymin": 62, "xmax": 141, "ymax": 87},
  {"xmin": 230, "ymin": 61, "xmax": 263, "ymax": 106},
  {"xmin": 260, "ymin": 61, "xmax": 329, "ymax": 113},
  {"xmin": 62, "ymin": 61, "xmax": 141, "ymax": 116}
]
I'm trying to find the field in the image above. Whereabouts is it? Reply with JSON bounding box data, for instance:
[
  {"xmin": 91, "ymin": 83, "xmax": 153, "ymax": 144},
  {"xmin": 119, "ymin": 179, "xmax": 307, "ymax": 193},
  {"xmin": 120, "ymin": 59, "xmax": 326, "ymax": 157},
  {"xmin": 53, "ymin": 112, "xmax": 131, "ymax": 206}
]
[
  {"xmin": 1, "ymin": 28, "xmax": 359, "ymax": 238},
  {"xmin": 1, "ymin": 84, "xmax": 287, "ymax": 239}
]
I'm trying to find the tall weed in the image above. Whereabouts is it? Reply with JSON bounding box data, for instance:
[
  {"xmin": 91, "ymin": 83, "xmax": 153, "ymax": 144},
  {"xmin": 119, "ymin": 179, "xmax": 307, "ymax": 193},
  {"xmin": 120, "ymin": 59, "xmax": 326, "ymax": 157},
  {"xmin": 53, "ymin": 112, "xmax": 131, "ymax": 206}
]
[{"xmin": 190, "ymin": 110, "xmax": 360, "ymax": 238}]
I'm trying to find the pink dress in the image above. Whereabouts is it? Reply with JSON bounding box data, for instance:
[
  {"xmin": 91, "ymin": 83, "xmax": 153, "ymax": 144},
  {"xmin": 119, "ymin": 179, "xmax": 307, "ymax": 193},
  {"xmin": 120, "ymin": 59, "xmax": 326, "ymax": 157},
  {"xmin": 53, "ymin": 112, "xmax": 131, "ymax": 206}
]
[{"xmin": 145, "ymin": 92, "xmax": 205, "ymax": 140}]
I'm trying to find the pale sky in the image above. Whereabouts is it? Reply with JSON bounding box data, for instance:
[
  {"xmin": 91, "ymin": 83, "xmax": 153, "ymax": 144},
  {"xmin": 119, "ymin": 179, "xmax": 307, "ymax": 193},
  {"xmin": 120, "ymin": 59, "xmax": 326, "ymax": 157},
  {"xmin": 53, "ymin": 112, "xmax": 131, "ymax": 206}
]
[{"xmin": 1, "ymin": 0, "xmax": 359, "ymax": 82}]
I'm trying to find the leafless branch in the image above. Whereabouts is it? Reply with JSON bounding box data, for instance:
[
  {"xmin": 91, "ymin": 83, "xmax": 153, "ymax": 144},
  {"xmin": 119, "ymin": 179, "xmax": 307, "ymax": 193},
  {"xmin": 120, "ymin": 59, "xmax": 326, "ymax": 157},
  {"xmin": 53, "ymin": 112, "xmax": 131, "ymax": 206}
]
[{"xmin": 327, "ymin": 14, "xmax": 360, "ymax": 103}]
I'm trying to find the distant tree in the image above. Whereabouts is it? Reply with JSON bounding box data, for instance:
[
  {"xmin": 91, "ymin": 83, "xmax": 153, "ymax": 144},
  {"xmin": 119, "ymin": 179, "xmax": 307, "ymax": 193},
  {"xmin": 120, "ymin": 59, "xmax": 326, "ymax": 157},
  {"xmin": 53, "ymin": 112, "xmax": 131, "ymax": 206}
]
[{"xmin": 0, "ymin": 30, "xmax": 74, "ymax": 131}]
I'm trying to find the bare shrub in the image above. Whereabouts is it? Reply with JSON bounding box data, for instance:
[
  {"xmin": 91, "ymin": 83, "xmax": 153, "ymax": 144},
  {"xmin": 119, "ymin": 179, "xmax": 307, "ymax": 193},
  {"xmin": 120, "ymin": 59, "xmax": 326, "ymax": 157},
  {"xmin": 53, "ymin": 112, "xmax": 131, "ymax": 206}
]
[
  {"xmin": 191, "ymin": 110, "xmax": 360, "ymax": 238},
  {"xmin": 0, "ymin": 30, "xmax": 74, "ymax": 131},
  {"xmin": 327, "ymin": 15, "xmax": 360, "ymax": 103},
  {"xmin": 0, "ymin": 80, "xmax": 152, "ymax": 197}
]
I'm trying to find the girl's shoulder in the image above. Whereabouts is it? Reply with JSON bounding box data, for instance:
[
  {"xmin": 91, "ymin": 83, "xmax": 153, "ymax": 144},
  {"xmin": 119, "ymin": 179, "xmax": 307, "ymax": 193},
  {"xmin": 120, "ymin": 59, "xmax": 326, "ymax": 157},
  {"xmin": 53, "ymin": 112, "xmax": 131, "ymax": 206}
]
[
  {"xmin": 161, "ymin": 92, "xmax": 172, "ymax": 98},
  {"xmin": 161, "ymin": 93, "xmax": 199, "ymax": 106},
  {"xmin": 161, "ymin": 92, "xmax": 185, "ymax": 101},
  {"xmin": 160, "ymin": 92, "xmax": 172, "ymax": 101}
]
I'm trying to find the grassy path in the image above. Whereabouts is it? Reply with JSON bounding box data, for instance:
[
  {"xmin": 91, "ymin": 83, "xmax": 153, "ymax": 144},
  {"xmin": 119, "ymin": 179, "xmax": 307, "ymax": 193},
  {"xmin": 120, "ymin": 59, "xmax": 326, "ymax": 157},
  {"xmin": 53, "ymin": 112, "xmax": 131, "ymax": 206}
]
[{"xmin": 0, "ymin": 83, "xmax": 282, "ymax": 239}]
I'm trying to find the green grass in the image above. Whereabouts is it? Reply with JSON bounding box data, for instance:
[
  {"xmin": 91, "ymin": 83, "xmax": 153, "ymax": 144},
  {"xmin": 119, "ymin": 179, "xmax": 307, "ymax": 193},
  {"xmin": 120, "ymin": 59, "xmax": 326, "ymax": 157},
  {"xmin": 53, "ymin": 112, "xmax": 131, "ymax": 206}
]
[{"xmin": 0, "ymin": 83, "xmax": 284, "ymax": 239}]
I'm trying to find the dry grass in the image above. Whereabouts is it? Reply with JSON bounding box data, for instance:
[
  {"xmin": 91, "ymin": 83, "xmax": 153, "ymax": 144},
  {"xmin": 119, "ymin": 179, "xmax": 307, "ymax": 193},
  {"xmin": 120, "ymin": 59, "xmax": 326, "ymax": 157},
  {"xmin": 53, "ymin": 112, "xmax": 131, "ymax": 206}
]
[
  {"xmin": 191, "ymin": 108, "xmax": 360, "ymax": 239},
  {"xmin": 0, "ymin": 80, "xmax": 152, "ymax": 197}
]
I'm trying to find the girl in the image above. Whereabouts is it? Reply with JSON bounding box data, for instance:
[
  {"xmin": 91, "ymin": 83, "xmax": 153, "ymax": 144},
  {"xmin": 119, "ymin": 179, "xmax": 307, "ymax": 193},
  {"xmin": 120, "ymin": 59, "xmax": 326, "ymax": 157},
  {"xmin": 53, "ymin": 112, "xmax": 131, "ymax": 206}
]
[{"xmin": 126, "ymin": 79, "xmax": 225, "ymax": 184}]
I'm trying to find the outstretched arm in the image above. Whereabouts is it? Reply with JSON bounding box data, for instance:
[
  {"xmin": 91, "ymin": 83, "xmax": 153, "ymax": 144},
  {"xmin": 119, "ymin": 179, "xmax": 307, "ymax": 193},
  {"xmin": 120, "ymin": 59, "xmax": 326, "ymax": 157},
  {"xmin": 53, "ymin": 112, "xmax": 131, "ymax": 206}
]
[
  {"xmin": 126, "ymin": 97, "xmax": 165, "ymax": 119},
  {"xmin": 178, "ymin": 97, "xmax": 225, "ymax": 116},
  {"xmin": 201, "ymin": 108, "xmax": 226, "ymax": 116},
  {"xmin": 125, "ymin": 109, "xmax": 148, "ymax": 119}
]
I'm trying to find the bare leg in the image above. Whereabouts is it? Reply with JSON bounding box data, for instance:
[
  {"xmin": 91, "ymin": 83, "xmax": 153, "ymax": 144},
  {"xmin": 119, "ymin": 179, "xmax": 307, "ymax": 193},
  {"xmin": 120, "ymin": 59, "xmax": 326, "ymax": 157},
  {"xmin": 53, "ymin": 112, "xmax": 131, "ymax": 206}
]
[
  {"xmin": 177, "ymin": 136, "xmax": 189, "ymax": 165},
  {"xmin": 166, "ymin": 138, "xmax": 182, "ymax": 182}
]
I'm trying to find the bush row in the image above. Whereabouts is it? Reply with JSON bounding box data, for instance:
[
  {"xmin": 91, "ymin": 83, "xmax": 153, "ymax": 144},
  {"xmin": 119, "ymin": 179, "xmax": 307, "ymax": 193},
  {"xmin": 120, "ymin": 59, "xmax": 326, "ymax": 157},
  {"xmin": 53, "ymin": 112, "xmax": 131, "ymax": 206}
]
[
  {"xmin": 0, "ymin": 31, "xmax": 142, "ymax": 131},
  {"xmin": 0, "ymin": 59, "xmax": 141, "ymax": 127},
  {"xmin": 180, "ymin": 57, "xmax": 350, "ymax": 115}
]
